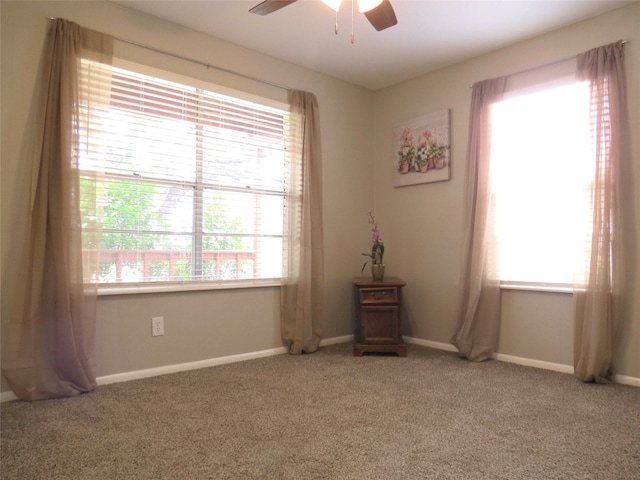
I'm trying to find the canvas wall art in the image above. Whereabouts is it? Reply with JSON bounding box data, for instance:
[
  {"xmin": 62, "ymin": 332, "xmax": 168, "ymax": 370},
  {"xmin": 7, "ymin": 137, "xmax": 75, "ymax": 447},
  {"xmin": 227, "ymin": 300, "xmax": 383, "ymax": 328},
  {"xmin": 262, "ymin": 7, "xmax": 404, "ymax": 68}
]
[{"xmin": 393, "ymin": 109, "xmax": 450, "ymax": 187}]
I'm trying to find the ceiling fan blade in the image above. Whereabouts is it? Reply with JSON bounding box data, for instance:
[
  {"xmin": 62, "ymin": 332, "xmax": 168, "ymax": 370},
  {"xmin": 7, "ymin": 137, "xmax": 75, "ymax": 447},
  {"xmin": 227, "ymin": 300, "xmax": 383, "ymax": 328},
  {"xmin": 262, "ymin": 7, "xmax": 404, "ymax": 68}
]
[
  {"xmin": 249, "ymin": 0, "xmax": 297, "ymax": 16},
  {"xmin": 364, "ymin": 0, "xmax": 397, "ymax": 31}
]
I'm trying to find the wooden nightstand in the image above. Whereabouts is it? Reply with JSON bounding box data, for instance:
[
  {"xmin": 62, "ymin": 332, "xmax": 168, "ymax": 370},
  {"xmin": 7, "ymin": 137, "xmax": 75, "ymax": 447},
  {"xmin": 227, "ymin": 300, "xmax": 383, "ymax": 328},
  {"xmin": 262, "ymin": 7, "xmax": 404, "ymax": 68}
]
[{"xmin": 353, "ymin": 277, "xmax": 407, "ymax": 357}]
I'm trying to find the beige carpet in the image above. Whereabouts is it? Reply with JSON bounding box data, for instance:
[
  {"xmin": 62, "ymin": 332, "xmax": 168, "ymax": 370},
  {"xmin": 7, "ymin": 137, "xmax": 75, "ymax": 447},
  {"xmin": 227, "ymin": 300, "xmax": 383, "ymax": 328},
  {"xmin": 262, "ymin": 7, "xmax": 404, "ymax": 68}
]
[{"xmin": 2, "ymin": 342, "xmax": 639, "ymax": 479}]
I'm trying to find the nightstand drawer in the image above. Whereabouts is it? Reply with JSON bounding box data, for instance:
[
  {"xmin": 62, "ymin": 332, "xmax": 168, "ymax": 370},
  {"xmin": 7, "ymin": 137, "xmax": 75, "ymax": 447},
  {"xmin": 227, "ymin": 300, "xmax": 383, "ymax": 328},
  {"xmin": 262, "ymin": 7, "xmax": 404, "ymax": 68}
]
[{"xmin": 359, "ymin": 287, "xmax": 398, "ymax": 304}]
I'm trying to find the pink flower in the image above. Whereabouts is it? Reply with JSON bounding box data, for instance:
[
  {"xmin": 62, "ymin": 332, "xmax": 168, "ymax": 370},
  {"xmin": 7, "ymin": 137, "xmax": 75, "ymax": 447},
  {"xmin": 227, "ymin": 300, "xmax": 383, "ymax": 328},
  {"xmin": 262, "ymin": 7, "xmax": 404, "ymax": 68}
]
[
  {"xmin": 367, "ymin": 211, "xmax": 381, "ymax": 244},
  {"xmin": 362, "ymin": 211, "xmax": 385, "ymax": 270},
  {"xmin": 419, "ymin": 130, "xmax": 432, "ymax": 148}
]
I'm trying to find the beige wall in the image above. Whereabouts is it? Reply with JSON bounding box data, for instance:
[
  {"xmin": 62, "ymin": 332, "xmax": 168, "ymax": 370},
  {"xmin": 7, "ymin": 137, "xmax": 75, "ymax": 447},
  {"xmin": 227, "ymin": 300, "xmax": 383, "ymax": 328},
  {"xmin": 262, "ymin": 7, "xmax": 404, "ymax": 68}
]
[
  {"xmin": 2, "ymin": 1, "xmax": 639, "ymax": 396},
  {"xmin": 372, "ymin": 2, "xmax": 640, "ymax": 379}
]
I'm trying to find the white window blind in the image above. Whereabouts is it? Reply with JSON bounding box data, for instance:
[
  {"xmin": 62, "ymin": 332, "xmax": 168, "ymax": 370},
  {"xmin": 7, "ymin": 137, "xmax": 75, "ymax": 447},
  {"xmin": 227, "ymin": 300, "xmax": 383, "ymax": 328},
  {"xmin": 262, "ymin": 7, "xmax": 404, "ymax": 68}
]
[
  {"xmin": 79, "ymin": 62, "xmax": 290, "ymax": 286},
  {"xmin": 490, "ymin": 81, "xmax": 592, "ymax": 286}
]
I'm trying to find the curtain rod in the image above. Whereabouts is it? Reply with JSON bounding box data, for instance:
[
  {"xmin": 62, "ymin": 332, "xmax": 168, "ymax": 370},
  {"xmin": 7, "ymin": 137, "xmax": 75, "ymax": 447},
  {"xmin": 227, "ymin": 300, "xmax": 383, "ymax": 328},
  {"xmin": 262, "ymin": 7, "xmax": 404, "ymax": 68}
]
[
  {"xmin": 47, "ymin": 17, "xmax": 292, "ymax": 92},
  {"xmin": 470, "ymin": 39, "xmax": 628, "ymax": 88}
]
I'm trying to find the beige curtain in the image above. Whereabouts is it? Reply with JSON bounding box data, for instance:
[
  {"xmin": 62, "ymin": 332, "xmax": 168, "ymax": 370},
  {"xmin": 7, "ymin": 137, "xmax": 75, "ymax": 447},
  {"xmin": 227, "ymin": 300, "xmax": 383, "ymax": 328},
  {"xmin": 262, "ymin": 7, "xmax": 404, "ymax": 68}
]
[
  {"xmin": 2, "ymin": 19, "xmax": 112, "ymax": 400},
  {"xmin": 573, "ymin": 41, "xmax": 629, "ymax": 383},
  {"xmin": 281, "ymin": 90, "xmax": 324, "ymax": 354},
  {"xmin": 451, "ymin": 77, "xmax": 506, "ymax": 361}
]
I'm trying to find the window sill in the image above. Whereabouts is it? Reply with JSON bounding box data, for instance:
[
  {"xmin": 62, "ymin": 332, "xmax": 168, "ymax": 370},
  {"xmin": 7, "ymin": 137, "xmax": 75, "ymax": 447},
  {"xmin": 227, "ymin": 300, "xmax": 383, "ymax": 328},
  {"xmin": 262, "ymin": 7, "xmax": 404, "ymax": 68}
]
[
  {"xmin": 97, "ymin": 279, "xmax": 281, "ymax": 296},
  {"xmin": 500, "ymin": 282, "xmax": 574, "ymax": 294}
]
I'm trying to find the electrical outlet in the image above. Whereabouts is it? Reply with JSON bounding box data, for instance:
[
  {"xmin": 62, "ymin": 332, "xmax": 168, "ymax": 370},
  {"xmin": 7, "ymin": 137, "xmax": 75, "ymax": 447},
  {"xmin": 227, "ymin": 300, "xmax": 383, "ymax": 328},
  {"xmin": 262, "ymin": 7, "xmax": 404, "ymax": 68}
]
[{"xmin": 151, "ymin": 316, "xmax": 164, "ymax": 336}]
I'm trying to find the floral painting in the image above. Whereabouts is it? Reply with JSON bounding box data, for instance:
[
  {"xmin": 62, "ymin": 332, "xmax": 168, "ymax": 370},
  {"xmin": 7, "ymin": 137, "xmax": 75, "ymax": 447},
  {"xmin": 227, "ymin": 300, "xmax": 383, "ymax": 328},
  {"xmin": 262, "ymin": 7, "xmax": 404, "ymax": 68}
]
[{"xmin": 393, "ymin": 109, "xmax": 450, "ymax": 187}]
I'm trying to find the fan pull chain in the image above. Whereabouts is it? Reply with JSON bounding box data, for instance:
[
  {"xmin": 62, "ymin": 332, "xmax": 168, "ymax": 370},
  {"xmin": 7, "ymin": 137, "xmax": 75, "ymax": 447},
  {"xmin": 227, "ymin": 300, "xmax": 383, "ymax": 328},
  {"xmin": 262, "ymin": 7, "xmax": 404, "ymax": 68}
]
[
  {"xmin": 351, "ymin": 0, "xmax": 355, "ymax": 43},
  {"xmin": 334, "ymin": 10, "xmax": 338, "ymax": 34}
]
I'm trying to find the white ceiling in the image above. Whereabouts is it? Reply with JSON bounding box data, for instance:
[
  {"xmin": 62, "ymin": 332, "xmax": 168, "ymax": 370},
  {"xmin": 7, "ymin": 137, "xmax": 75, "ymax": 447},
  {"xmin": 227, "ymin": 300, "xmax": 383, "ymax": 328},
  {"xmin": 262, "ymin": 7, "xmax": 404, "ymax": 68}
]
[{"xmin": 114, "ymin": 0, "xmax": 633, "ymax": 90}]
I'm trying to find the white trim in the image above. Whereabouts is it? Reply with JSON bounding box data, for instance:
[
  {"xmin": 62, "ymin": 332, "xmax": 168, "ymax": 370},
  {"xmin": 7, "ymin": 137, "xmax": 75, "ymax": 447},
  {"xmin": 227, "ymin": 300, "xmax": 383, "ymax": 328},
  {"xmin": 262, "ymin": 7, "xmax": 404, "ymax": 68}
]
[
  {"xmin": 490, "ymin": 352, "xmax": 574, "ymax": 374},
  {"xmin": 0, "ymin": 347, "xmax": 289, "ymax": 401},
  {"xmin": 320, "ymin": 334, "xmax": 354, "ymax": 346},
  {"xmin": 96, "ymin": 346, "xmax": 288, "ymax": 386},
  {"xmin": 0, "ymin": 336, "xmax": 353, "ymax": 402},
  {"xmin": 97, "ymin": 335, "xmax": 355, "ymax": 386},
  {"xmin": 404, "ymin": 336, "xmax": 458, "ymax": 352},
  {"xmin": 614, "ymin": 374, "xmax": 640, "ymax": 388},
  {"xmin": 1, "ymin": 391, "xmax": 19, "ymax": 403},
  {"xmin": 405, "ymin": 336, "xmax": 640, "ymax": 386},
  {"xmin": 3, "ymin": 336, "xmax": 637, "ymax": 401},
  {"xmin": 405, "ymin": 335, "xmax": 574, "ymax": 373}
]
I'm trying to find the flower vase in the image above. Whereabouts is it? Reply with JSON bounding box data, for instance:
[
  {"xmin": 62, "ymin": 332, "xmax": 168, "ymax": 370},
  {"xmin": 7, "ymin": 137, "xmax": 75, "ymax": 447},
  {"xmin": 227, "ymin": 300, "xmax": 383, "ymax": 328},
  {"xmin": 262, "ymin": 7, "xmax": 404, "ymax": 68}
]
[{"xmin": 371, "ymin": 264, "xmax": 385, "ymax": 281}]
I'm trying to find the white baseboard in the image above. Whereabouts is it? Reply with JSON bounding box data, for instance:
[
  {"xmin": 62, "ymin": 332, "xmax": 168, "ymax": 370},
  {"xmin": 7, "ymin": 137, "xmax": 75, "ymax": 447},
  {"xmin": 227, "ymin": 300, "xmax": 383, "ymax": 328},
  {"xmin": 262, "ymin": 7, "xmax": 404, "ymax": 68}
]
[
  {"xmin": 405, "ymin": 336, "xmax": 640, "ymax": 386},
  {"xmin": 321, "ymin": 334, "xmax": 353, "ymax": 346},
  {"xmin": 1, "ymin": 347, "xmax": 291, "ymax": 403},
  {"xmin": 406, "ymin": 335, "xmax": 575, "ymax": 374},
  {"xmin": 97, "ymin": 345, "xmax": 289, "ymax": 386},
  {"xmin": 3, "ymin": 335, "xmax": 637, "ymax": 401},
  {"xmin": 491, "ymin": 352, "xmax": 574, "ymax": 374},
  {"xmin": 99, "ymin": 335, "xmax": 354, "ymax": 386},
  {"xmin": 1, "ymin": 390, "xmax": 19, "ymax": 403},
  {"xmin": 404, "ymin": 336, "xmax": 458, "ymax": 352},
  {"xmin": 614, "ymin": 374, "xmax": 640, "ymax": 387},
  {"xmin": 0, "ymin": 335, "xmax": 354, "ymax": 402}
]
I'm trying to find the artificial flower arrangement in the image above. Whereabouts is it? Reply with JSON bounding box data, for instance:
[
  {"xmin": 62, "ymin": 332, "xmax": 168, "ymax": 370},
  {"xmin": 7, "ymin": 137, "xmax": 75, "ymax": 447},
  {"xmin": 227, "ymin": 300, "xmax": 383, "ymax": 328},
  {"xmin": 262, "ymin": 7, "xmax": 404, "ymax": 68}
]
[
  {"xmin": 397, "ymin": 128, "xmax": 450, "ymax": 173},
  {"xmin": 361, "ymin": 211, "xmax": 385, "ymax": 272}
]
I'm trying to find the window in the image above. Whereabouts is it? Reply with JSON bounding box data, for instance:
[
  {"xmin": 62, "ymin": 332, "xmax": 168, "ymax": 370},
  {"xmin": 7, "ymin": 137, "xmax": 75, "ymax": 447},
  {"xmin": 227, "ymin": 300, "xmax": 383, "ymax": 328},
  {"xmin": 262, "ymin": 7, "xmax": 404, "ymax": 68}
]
[
  {"xmin": 490, "ymin": 80, "xmax": 592, "ymax": 286},
  {"xmin": 79, "ymin": 62, "xmax": 290, "ymax": 286}
]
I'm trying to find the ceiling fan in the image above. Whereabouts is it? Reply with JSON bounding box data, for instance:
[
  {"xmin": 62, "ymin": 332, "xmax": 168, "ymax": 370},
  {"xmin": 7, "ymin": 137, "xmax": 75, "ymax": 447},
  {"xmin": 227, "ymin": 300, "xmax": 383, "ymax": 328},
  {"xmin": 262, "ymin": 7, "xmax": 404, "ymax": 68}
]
[{"xmin": 249, "ymin": 0, "xmax": 398, "ymax": 32}]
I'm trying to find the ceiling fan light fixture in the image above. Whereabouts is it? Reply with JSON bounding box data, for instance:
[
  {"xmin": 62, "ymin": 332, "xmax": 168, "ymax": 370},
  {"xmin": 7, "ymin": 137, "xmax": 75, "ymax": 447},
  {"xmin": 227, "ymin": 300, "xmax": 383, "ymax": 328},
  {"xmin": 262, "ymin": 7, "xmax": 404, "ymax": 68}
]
[
  {"xmin": 321, "ymin": 0, "xmax": 383, "ymax": 13},
  {"xmin": 250, "ymin": 0, "xmax": 397, "ymax": 34},
  {"xmin": 357, "ymin": 0, "xmax": 383, "ymax": 13},
  {"xmin": 321, "ymin": 0, "xmax": 343, "ymax": 12}
]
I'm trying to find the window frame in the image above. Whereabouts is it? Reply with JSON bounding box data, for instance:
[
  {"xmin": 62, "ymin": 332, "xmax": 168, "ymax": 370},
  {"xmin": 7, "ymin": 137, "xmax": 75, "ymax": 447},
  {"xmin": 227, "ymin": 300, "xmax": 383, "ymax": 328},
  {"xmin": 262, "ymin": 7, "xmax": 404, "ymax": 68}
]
[
  {"xmin": 488, "ymin": 72, "xmax": 593, "ymax": 293},
  {"xmin": 80, "ymin": 59, "xmax": 291, "ymax": 294}
]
